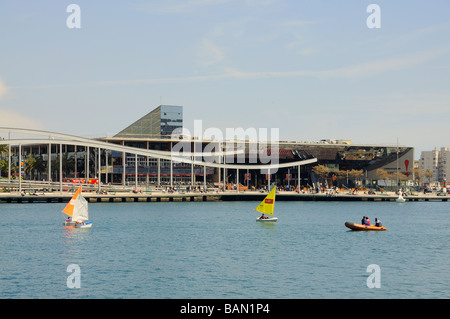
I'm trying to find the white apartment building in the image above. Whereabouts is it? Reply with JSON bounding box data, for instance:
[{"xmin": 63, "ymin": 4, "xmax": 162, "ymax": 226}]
[
  {"xmin": 420, "ymin": 147, "xmax": 450, "ymax": 184},
  {"xmin": 438, "ymin": 147, "xmax": 450, "ymax": 183}
]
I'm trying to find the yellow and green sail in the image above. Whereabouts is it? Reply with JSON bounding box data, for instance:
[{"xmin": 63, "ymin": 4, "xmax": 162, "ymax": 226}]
[{"xmin": 255, "ymin": 186, "xmax": 276, "ymax": 216}]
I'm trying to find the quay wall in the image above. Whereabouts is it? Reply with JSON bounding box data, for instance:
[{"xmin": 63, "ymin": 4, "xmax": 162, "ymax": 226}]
[{"xmin": 0, "ymin": 191, "xmax": 448, "ymax": 204}]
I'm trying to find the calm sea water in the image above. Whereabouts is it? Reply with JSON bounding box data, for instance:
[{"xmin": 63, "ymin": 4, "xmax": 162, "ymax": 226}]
[{"xmin": 1, "ymin": 199, "xmax": 449, "ymax": 299}]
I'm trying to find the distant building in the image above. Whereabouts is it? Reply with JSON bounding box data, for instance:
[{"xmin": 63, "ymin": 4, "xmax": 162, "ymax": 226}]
[
  {"xmin": 420, "ymin": 149, "xmax": 439, "ymax": 183},
  {"xmin": 438, "ymin": 147, "xmax": 450, "ymax": 183},
  {"xmin": 420, "ymin": 147, "xmax": 450, "ymax": 183},
  {"xmin": 115, "ymin": 105, "xmax": 183, "ymax": 138}
]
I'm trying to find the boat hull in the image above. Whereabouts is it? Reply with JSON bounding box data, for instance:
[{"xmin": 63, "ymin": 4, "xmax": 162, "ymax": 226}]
[
  {"xmin": 63, "ymin": 221, "xmax": 93, "ymax": 228},
  {"xmin": 256, "ymin": 217, "xmax": 278, "ymax": 222},
  {"xmin": 345, "ymin": 222, "xmax": 386, "ymax": 231},
  {"xmin": 63, "ymin": 221, "xmax": 76, "ymax": 226}
]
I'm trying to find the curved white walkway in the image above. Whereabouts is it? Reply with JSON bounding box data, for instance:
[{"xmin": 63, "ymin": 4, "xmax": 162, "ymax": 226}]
[{"xmin": 0, "ymin": 127, "xmax": 317, "ymax": 192}]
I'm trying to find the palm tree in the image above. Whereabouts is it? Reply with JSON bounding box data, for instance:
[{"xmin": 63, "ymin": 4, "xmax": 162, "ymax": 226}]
[
  {"xmin": 0, "ymin": 158, "xmax": 18, "ymax": 179},
  {"xmin": 0, "ymin": 139, "xmax": 8, "ymax": 165},
  {"xmin": 24, "ymin": 153, "xmax": 46, "ymax": 180},
  {"xmin": 51, "ymin": 153, "xmax": 75, "ymax": 180},
  {"xmin": 62, "ymin": 153, "xmax": 75, "ymax": 177},
  {"xmin": 0, "ymin": 140, "xmax": 15, "ymax": 179},
  {"xmin": 0, "ymin": 158, "xmax": 7, "ymax": 177},
  {"xmin": 0, "ymin": 143, "xmax": 7, "ymax": 155},
  {"xmin": 0, "ymin": 140, "xmax": 9, "ymax": 178}
]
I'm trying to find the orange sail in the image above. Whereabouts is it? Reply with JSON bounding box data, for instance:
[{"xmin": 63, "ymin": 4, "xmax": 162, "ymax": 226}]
[{"xmin": 62, "ymin": 185, "xmax": 82, "ymax": 217}]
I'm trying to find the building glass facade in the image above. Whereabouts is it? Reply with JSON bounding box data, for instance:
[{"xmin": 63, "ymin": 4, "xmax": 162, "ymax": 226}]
[{"xmin": 114, "ymin": 105, "xmax": 183, "ymax": 139}]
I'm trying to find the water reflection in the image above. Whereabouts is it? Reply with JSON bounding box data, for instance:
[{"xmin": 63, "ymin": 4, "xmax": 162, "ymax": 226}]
[
  {"xmin": 62, "ymin": 225, "xmax": 92, "ymax": 239},
  {"xmin": 61, "ymin": 225, "xmax": 92, "ymax": 259}
]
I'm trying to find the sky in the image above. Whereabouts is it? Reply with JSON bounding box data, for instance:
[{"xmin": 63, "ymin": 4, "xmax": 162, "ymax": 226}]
[{"xmin": 1, "ymin": 0, "xmax": 449, "ymax": 159}]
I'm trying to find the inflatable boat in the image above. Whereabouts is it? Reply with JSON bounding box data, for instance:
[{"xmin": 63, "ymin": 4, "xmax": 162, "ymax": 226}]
[{"xmin": 345, "ymin": 222, "xmax": 386, "ymax": 231}]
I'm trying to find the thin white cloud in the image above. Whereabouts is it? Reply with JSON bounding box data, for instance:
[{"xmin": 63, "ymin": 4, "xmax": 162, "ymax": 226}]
[
  {"xmin": 357, "ymin": 22, "xmax": 450, "ymax": 50},
  {"xmin": 197, "ymin": 39, "xmax": 225, "ymax": 67},
  {"xmin": 430, "ymin": 65, "xmax": 450, "ymax": 70},
  {"xmin": 134, "ymin": 0, "xmax": 233, "ymax": 15},
  {"xmin": 397, "ymin": 22, "xmax": 450, "ymax": 44},
  {"xmin": 319, "ymin": 47, "xmax": 450, "ymax": 79},
  {"xmin": 283, "ymin": 20, "xmax": 319, "ymax": 27},
  {"xmin": 366, "ymin": 92, "xmax": 450, "ymax": 116},
  {"xmin": 297, "ymin": 48, "xmax": 317, "ymax": 56},
  {"xmin": 141, "ymin": 0, "xmax": 277, "ymax": 15},
  {"xmin": 90, "ymin": 46, "xmax": 450, "ymax": 86}
]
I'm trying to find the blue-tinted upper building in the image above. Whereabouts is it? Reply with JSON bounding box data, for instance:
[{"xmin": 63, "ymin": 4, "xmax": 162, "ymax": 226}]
[{"xmin": 114, "ymin": 105, "xmax": 183, "ymax": 138}]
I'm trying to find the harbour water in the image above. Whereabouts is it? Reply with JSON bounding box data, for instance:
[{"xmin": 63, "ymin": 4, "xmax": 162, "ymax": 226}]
[{"xmin": 1, "ymin": 200, "xmax": 449, "ymax": 299}]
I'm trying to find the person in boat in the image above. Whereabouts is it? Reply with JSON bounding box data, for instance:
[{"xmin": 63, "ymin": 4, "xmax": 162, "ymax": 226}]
[
  {"xmin": 365, "ymin": 217, "xmax": 371, "ymax": 226},
  {"xmin": 361, "ymin": 216, "xmax": 366, "ymax": 225},
  {"xmin": 260, "ymin": 214, "xmax": 266, "ymax": 219},
  {"xmin": 66, "ymin": 217, "xmax": 71, "ymax": 223},
  {"xmin": 375, "ymin": 218, "xmax": 382, "ymax": 227}
]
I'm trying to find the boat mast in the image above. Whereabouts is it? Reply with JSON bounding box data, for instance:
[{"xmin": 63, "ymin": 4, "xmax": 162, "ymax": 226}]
[{"xmin": 396, "ymin": 137, "xmax": 399, "ymax": 193}]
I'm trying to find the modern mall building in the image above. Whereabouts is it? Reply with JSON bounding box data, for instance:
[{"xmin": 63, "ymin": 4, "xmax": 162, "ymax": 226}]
[
  {"xmin": 1, "ymin": 105, "xmax": 414, "ymax": 190},
  {"xmin": 99, "ymin": 105, "xmax": 414, "ymax": 188}
]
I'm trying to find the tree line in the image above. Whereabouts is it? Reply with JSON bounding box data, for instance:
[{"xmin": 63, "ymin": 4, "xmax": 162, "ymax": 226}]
[{"xmin": 312, "ymin": 164, "xmax": 434, "ymax": 188}]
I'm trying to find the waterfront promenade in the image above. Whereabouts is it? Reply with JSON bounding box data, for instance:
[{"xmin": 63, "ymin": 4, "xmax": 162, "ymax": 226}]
[{"xmin": 0, "ymin": 188, "xmax": 448, "ymax": 203}]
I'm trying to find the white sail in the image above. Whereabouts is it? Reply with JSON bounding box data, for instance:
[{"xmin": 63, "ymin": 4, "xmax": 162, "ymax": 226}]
[{"xmin": 72, "ymin": 194, "xmax": 89, "ymax": 222}]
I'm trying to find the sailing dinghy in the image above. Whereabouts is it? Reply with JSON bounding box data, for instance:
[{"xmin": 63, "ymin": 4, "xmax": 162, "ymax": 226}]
[
  {"xmin": 395, "ymin": 190, "xmax": 406, "ymax": 203},
  {"xmin": 62, "ymin": 185, "xmax": 93, "ymax": 228},
  {"xmin": 255, "ymin": 186, "xmax": 278, "ymax": 222}
]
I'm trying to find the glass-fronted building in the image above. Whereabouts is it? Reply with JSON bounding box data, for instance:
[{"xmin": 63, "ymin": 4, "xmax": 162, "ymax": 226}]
[
  {"xmin": 114, "ymin": 105, "xmax": 183, "ymax": 139},
  {"xmin": 1, "ymin": 104, "xmax": 415, "ymax": 190}
]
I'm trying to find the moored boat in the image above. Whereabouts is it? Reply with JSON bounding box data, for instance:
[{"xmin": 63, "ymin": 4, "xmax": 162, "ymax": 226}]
[{"xmin": 396, "ymin": 193, "xmax": 406, "ymax": 203}]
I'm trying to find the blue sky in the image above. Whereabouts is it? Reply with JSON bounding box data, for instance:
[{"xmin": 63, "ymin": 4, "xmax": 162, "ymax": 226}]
[{"xmin": 1, "ymin": 1, "xmax": 449, "ymax": 158}]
